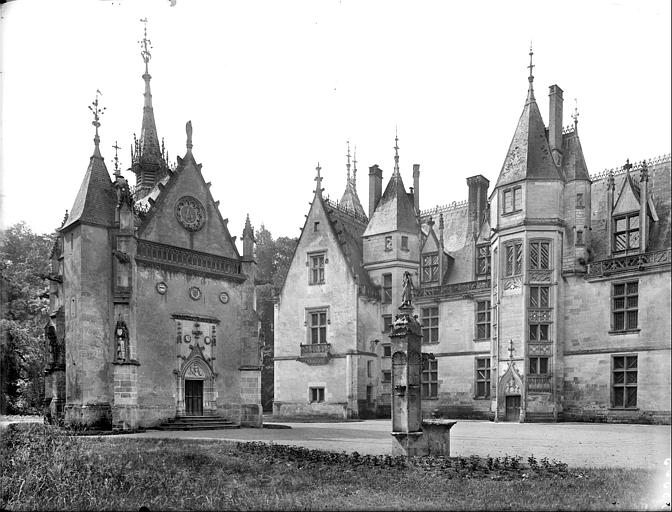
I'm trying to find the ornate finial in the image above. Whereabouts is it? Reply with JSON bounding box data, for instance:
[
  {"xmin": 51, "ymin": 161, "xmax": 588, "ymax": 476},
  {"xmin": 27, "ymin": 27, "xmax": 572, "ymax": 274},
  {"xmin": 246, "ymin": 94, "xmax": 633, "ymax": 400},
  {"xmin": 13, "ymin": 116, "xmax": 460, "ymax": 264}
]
[
  {"xmin": 346, "ymin": 140, "xmax": 352, "ymax": 184},
  {"xmin": 439, "ymin": 212, "xmax": 444, "ymax": 230},
  {"xmin": 88, "ymin": 90, "xmax": 106, "ymax": 150},
  {"xmin": 508, "ymin": 339, "xmax": 515, "ymax": 359},
  {"xmin": 571, "ymin": 98, "xmax": 579, "ymax": 130},
  {"xmin": 624, "ymin": 158, "xmax": 632, "ymax": 173},
  {"xmin": 315, "ymin": 162, "xmax": 323, "ymax": 196},
  {"xmin": 112, "ymin": 141, "xmax": 122, "ymax": 176},
  {"xmin": 393, "ymin": 128, "xmax": 400, "ymax": 176},
  {"xmin": 139, "ymin": 18, "xmax": 152, "ymax": 71},
  {"xmin": 60, "ymin": 210, "xmax": 69, "ymax": 228},
  {"xmin": 640, "ymin": 160, "xmax": 649, "ymax": 182},
  {"xmin": 352, "ymin": 145, "xmax": 358, "ymax": 190},
  {"xmin": 526, "ymin": 43, "xmax": 535, "ymax": 103},
  {"xmin": 607, "ymin": 169, "xmax": 615, "ymax": 190},
  {"xmin": 186, "ymin": 120, "xmax": 193, "ymax": 151},
  {"xmin": 427, "ymin": 215, "xmax": 435, "ymax": 227}
]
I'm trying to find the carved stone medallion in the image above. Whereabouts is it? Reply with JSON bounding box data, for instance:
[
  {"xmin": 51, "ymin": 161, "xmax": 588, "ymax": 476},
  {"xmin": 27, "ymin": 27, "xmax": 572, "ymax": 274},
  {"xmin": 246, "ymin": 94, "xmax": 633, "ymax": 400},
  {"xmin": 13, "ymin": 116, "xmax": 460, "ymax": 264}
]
[
  {"xmin": 156, "ymin": 282, "xmax": 168, "ymax": 295},
  {"xmin": 189, "ymin": 286, "xmax": 202, "ymax": 300},
  {"xmin": 175, "ymin": 196, "xmax": 206, "ymax": 232},
  {"xmin": 219, "ymin": 292, "xmax": 229, "ymax": 304}
]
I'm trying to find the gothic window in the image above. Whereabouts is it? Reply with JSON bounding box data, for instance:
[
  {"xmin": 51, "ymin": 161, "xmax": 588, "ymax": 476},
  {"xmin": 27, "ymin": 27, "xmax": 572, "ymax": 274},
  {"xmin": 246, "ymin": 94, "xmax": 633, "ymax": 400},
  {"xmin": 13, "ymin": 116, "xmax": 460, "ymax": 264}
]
[
  {"xmin": 421, "ymin": 306, "xmax": 439, "ymax": 343},
  {"xmin": 529, "ymin": 240, "xmax": 551, "ymax": 270},
  {"xmin": 476, "ymin": 244, "xmax": 491, "ymax": 277},
  {"xmin": 505, "ymin": 241, "xmax": 523, "ymax": 276},
  {"xmin": 576, "ymin": 193, "xmax": 585, "ymax": 208},
  {"xmin": 309, "ymin": 253, "xmax": 325, "ymax": 284},
  {"xmin": 309, "ymin": 387, "xmax": 325, "ymax": 403},
  {"xmin": 401, "ymin": 236, "xmax": 409, "ymax": 251},
  {"xmin": 612, "ymin": 281, "xmax": 638, "ymax": 332},
  {"xmin": 382, "ymin": 273, "xmax": 392, "ymax": 303},
  {"xmin": 421, "ymin": 359, "xmax": 438, "ymax": 398},
  {"xmin": 503, "ymin": 186, "xmax": 522, "ymax": 214},
  {"xmin": 422, "ymin": 253, "xmax": 439, "ymax": 283},
  {"xmin": 613, "ymin": 213, "xmax": 640, "ymax": 254},
  {"xmin": 529, "ymin": 356, "xmax": 549, "ymax": 375},
  {"xmin": 475, "ymin": 300, "xmax": 491, "ymax": 340},
  {"xmin": 475, "ymin": 357, "xmax": 491, "ymax": 398},
  {"xmin": 612, "ymin": 355, "xmax": 637, "ymax": 408},
  {"xmin": 382, "ymin": 314, "xmax": 393, "ymax": 334},
  {"xmin": 529, "ymin": 324, "xmax": 550, "ymax": 342},
  {"xmin": 308, "ymin": 310, "xmax": 328, "ymax": 344},
  {"xmin": 529, "ymin": 286, "xmax": 550, "ymax": 308}
]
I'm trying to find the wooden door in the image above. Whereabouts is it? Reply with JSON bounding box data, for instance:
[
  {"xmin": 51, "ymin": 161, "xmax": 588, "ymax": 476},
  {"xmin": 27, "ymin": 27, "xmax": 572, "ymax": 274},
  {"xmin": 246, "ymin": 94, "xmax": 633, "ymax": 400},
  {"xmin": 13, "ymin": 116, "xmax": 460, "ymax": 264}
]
[
  {"xmin": 185, "ymin": 380, "xmax": 203, "ymax": 416},
  {"xmin": 505, "ymin": 395, "xmax": 521, "ymax": 422}
]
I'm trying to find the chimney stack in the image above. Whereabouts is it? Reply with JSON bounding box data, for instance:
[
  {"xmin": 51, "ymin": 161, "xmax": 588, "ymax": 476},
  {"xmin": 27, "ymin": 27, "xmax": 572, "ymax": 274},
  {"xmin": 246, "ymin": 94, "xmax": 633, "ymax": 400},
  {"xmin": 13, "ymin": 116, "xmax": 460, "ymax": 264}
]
[
  {"xmin": 412, "ymin": 164, "xmax": 420, "ymax": 213},
  {"xmin": 466, "ymin": 175, "xmax": 490, "ymax": 237},
  {"xmin": 548, "ymin": 85, "xmax": 564, "ymax": 165},
  {"xmin": 368, "ymin": 165, "xmax": 383, "ymax": 218}
]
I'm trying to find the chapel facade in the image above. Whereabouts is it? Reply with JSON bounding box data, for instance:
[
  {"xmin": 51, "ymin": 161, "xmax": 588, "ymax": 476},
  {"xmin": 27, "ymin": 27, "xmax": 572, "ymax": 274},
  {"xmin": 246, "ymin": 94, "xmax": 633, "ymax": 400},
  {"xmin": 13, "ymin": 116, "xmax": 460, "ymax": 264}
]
[
  {"xmin": 43, "ymin": 28, "xmax": 262, "ymax": 430},
  {"xmin": 273, "ymin": 53, "xmax": 671, "ymax": 423}
]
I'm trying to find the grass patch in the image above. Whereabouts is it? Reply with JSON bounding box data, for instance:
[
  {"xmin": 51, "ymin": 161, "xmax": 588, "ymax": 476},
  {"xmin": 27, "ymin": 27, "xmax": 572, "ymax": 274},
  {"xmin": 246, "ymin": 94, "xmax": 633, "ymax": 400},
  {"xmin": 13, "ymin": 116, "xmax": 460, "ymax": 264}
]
[{"xmin": 1, "ymin": 423, "xmax": 661, "ymax": 511}]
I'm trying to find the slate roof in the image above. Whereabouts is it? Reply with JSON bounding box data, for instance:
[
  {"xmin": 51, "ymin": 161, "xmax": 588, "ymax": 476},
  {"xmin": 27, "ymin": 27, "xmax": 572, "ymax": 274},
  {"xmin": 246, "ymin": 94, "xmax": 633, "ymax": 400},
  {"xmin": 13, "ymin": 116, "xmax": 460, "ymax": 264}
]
[
  {"xmin": 561, "ymin": 129, "xmax": 591, "ymax": 182},
  {"xmin": 61, "ymin": 144, "xmax": 116, "ymax": 230},
  {"xmin": 363, "ymin": 171, "xmax": 419, "ymax": 236},
  {"xmin": 339, "ymin": 181, "xmax": 367, "ymax": 220},
  {"xmin": 495, "ymin": 87, "xmax": 563, "ymax": 188}
]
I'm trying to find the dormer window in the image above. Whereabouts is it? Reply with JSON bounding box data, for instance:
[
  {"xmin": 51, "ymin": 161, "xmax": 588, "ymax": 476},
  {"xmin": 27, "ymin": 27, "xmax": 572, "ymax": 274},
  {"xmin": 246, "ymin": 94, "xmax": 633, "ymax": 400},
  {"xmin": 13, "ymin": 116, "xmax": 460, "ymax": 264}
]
[
  {"xmin": 502, "ymin": 186, "xmax": 522, "ymax": 214},
  {"xmin": 422, "ymin": 253, "xmax": 439, "ymax": 283},
  {"xmin": 613, "ymin": 213, "xmax": 640, "ymax": 254}
]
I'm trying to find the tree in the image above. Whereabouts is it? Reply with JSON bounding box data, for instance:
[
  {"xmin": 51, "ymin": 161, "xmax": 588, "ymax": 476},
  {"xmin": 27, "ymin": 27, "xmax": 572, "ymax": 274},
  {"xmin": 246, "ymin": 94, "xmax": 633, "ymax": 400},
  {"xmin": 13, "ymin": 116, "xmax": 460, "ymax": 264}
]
[
  {"xmin": 0, "ymin": 222, "xmax": 53, "ymax": 414},
  {"xmin": 253, "ymin": 226, "xmax": 298, "ymax": 412}
]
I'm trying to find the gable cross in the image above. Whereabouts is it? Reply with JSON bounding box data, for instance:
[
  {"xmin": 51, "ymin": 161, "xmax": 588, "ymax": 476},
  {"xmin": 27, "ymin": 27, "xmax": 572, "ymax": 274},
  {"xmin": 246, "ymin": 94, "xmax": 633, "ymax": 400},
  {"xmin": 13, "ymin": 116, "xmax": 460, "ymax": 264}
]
[{"xmin": 508, "ymin": 339, "xmax": 515, "ymax": 359}]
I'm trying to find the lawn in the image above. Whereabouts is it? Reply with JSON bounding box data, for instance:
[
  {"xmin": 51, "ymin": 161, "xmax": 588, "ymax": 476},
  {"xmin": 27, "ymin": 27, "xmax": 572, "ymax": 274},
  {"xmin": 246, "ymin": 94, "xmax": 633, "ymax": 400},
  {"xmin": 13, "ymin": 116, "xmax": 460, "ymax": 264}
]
[{"xmin": 1, "ymin": 423, "xmax": 663, "ymax": 511}]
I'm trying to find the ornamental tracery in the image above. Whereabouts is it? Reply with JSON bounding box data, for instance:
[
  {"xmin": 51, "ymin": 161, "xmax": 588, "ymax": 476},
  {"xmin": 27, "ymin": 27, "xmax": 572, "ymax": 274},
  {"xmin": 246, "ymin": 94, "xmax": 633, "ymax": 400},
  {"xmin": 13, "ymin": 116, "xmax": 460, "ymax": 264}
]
[{"xmin": 175, "ymin": 195, "xmax": 206, "ymax": 232}]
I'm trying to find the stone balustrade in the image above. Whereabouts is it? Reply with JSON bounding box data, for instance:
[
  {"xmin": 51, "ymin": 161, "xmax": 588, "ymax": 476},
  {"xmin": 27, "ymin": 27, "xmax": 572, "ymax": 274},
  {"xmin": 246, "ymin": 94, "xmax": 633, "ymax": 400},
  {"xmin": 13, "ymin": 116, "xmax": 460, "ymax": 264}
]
[
  {"xmin": 416, "ymin": 279, "xmax": 491, "ymax": 299},
  {"xmin": 585, "ymin": 248, "xmax": 671, "ymax": 279}
]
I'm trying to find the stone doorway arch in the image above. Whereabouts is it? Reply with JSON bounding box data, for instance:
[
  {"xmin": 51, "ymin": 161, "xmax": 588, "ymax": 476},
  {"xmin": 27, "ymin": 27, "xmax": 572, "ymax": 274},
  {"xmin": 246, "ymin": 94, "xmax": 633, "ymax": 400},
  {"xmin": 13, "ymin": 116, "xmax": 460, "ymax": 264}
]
[{"xmin": 176, "ymin": 345, "xmax": 216, "ymax": 416}]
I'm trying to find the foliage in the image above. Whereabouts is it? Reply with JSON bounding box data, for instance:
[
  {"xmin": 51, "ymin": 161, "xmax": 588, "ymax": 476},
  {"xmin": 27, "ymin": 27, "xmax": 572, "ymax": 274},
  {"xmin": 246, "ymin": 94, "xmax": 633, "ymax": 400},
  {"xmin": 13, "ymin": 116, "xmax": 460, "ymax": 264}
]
[
  {"xmin": 1, "ymin": 424, "xmax": 660, "ymax": 511},
  {"xmin": 253, "ymin": 225, "xmax": 298, "ymax": 411},
  {"xmin": 0, "ymin": 222, "xmax": 53, "ymax": 414}
]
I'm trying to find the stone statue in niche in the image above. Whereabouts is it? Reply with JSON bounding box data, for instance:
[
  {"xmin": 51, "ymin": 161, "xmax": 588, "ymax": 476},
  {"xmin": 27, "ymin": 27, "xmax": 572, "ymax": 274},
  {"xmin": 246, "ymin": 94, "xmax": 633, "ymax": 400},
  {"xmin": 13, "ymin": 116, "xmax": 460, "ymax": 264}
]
[
  {"xmin": 114, "ymin": 173, "xmax": 134, "ymax": 209},
  {"xmin": 44, "ymin": 319, "xmax": 59, "ymax": 365},
  {"xmin": 400, "ymin": 271, "xmax": 415, "ymax": 309},
  {"xmin": 115, "ymin": 320, "xmax": 129, "ymax": 362}
]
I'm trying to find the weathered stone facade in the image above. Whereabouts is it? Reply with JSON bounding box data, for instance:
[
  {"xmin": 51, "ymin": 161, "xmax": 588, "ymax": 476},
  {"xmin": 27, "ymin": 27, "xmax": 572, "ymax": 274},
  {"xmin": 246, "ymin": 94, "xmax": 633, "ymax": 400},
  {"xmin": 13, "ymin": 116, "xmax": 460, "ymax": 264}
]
[
  {"xmin": 43, "ymin": 36, "xmax": 261, "ymax": 430},
  {"xmin": 274, "ymin": 59, "xmax": 671, "ymax": 423}
]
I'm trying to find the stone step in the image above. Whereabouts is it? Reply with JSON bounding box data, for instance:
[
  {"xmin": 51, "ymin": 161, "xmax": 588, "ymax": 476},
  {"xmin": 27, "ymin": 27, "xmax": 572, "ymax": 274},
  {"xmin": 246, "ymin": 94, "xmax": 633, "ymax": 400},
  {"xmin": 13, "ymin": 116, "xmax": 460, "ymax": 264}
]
[{"xmin": 154, "ymin": 423, "xmax": 240, "ymax": 431}]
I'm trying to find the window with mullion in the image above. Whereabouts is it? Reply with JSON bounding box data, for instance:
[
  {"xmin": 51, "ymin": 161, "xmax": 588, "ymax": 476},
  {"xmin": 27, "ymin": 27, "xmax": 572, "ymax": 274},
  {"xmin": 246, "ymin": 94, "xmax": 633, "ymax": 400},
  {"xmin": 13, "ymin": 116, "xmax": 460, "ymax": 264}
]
[
  {"xmin": 421, "ymin": 306, "xmax": 439, "ymax": 343},
  {"xmin": 309, "ymin": 310, "xmax": 327, "ymax": 344},
  {"xmin": 529, "ymin": 241, "xmax": 551, "ymax": 270},
  {"xmin": 475, "ymin": 300, "xmax": 491, "ymax": 340},
  {"xmin": 309, "ymin": 253, "xmax": 325, "ymax": 284},
  {"xmin": 475, "ymin": 357, "xmax": 491, "ymax": 398},
  {"xmin": 382, "ymin": 273, "xmax": 392, "ymax": 303},
  {"xmin": 422, "ymin": 253, "xmax": 439, "ymax": 283},
  {"xmin": 476, "ymin": 245, "xmax": 491, "ymax": 277},
  {"xmin": 503, "ymin": 186, "xmax": 522, "ymax": 214},
  {"xmin": 612, "ymin": 281, "xmax": 638, "ymax": 331},
  {"xmin": 505, "ymin": 241, "xmax": 523, "ymax": 276},
  {"xmin": 422, "ymin": 359, "xmax": 438, "ymax": 398},
  {"xmin": 529, "ymin": 356, "xmax": 550, "ymax": 375},
  {"xmin": 529, "ymin": 324, "xmax": 550, "ymax": 342},
  {"xmin": 612, "ymin": 355, "xmax": 637, "ymax": 408},
  {"xmin": 529, "ymin": 286, "xmax": 550, "ymax": 308},
  {"xmin": 613, "ymin": 213, "xmax": 640, "ymax": 254}
]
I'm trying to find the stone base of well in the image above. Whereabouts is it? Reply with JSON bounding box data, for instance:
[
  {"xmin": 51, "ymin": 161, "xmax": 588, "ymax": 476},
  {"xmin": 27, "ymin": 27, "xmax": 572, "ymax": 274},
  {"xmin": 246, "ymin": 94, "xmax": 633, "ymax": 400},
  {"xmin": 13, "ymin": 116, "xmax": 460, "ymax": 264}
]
[{"xmin": 391, "ymin": 420, "xmax": 457, "ymax": 457}]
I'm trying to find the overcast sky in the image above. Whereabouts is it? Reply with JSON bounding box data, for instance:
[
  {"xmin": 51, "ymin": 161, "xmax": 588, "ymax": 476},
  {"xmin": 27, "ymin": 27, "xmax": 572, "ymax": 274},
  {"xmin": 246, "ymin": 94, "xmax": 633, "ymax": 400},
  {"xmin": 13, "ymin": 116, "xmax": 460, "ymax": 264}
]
[{"xmin": 1, "ymin": 0, "xmax": 670, "ymax": 245}]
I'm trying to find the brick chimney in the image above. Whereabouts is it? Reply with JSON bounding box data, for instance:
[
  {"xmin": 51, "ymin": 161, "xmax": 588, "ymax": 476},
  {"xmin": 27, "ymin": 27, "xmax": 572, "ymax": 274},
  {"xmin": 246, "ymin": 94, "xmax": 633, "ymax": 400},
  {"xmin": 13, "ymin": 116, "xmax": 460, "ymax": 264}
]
[
  {"xmin": 466, "ymin": 175, "xmax": 490, "ymax": 237},
  {"xmin": 368, "ymin": 165, "xmax": 383, "ymax": 218},
  {"xmin": 548, "ymin": 85, "xmax": 564, "ymax": 165},
  {"xmin": 412, "ymin": 164, "xmax": 420, "ymax": 213}
]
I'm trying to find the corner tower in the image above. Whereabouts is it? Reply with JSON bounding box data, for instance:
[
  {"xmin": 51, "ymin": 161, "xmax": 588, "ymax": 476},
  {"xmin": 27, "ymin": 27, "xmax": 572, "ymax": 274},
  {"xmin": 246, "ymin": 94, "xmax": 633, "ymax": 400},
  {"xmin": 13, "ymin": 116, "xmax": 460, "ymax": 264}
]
[{"xmin": 489, "ymin": 48, "xmax": 565, "ymax": 423}]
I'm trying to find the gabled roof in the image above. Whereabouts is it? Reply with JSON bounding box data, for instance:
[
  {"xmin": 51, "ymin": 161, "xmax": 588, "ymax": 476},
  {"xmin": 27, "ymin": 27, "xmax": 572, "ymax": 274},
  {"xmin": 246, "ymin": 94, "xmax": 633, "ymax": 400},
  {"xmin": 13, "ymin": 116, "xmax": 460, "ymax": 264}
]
[
  {"xmin": 61, "ymin": 144, "xmax": 116, "ymax": 230},
  {"xmin": 562, "ymin": 129, "xmax": 590, "ymax": 182},
  {"xmin": 363, "ymin": 171, "xmax": 418, "ymax": 236},
  {"xmin": 495, "ymin": 88, "xmax": 563, "ymax": 188}
]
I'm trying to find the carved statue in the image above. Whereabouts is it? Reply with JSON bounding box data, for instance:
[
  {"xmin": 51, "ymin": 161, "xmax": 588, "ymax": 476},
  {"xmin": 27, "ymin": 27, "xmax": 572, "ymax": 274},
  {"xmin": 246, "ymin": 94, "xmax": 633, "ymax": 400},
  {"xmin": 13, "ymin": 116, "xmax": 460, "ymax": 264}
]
[
  {"xmin": 115, "ymin": 320, "xmax": 129, "ymax": 362},
  {"xmin": 400, "ymin": 271, "xmax": 415, "ymax": 309},
  {"xmin": 114, "ymin": 174, "xmax": 134, "ymax": 209}
]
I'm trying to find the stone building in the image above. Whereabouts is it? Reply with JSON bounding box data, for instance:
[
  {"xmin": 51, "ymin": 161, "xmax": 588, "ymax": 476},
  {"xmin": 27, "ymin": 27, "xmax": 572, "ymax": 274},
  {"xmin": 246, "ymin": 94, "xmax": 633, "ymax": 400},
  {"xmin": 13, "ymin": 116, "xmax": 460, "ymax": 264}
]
[
  {"xmin": 273, "ymin": 53, "xmax": 671, "ymax": 423},
  {"xmin": 43, "ymin": 29, "xmax": 262, "ymax": 430}
]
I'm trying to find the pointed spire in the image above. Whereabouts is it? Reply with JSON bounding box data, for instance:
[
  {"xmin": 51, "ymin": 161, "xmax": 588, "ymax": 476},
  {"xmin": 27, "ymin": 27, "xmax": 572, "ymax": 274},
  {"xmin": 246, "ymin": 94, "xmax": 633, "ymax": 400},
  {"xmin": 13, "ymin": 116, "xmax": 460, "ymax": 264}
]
[
  {"xmin": 393, "ymin": 128, "xmax": 400, "ymax": 176},
  {"xmin": 135, "ymin": 17, "xmax": 162, "ymax": 166},
  {"xmin": 314, "ymin": 162, "xmax": 323, "ymax": 197},
  {"xmin": 112, "ymin": 141, "xmax": 122, "ymax": 177},
  {"xmin": 572, "ymin": 98, "xmax": 579, "ymax": 131},
  {"xmin": 346, "ymin": 140, "xmax": 352, "ymax": 184},
  {"xmin": 88, "ymin": 90, "xmax": 105, "ymax": 157},
  {"xmin": 352, "ymin": 145, "xmax": 358, "ymax": 191},
  {"xmin": 186, "ymin": 120, "xmax": 193, "ymax": 152},
  {"xmin": 242, "ymin": 213, "xmax": 254, "ymax": 258},
  {"xmin": 526, "ymin": 43, "xmax": 536, "ymax": 104}
]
